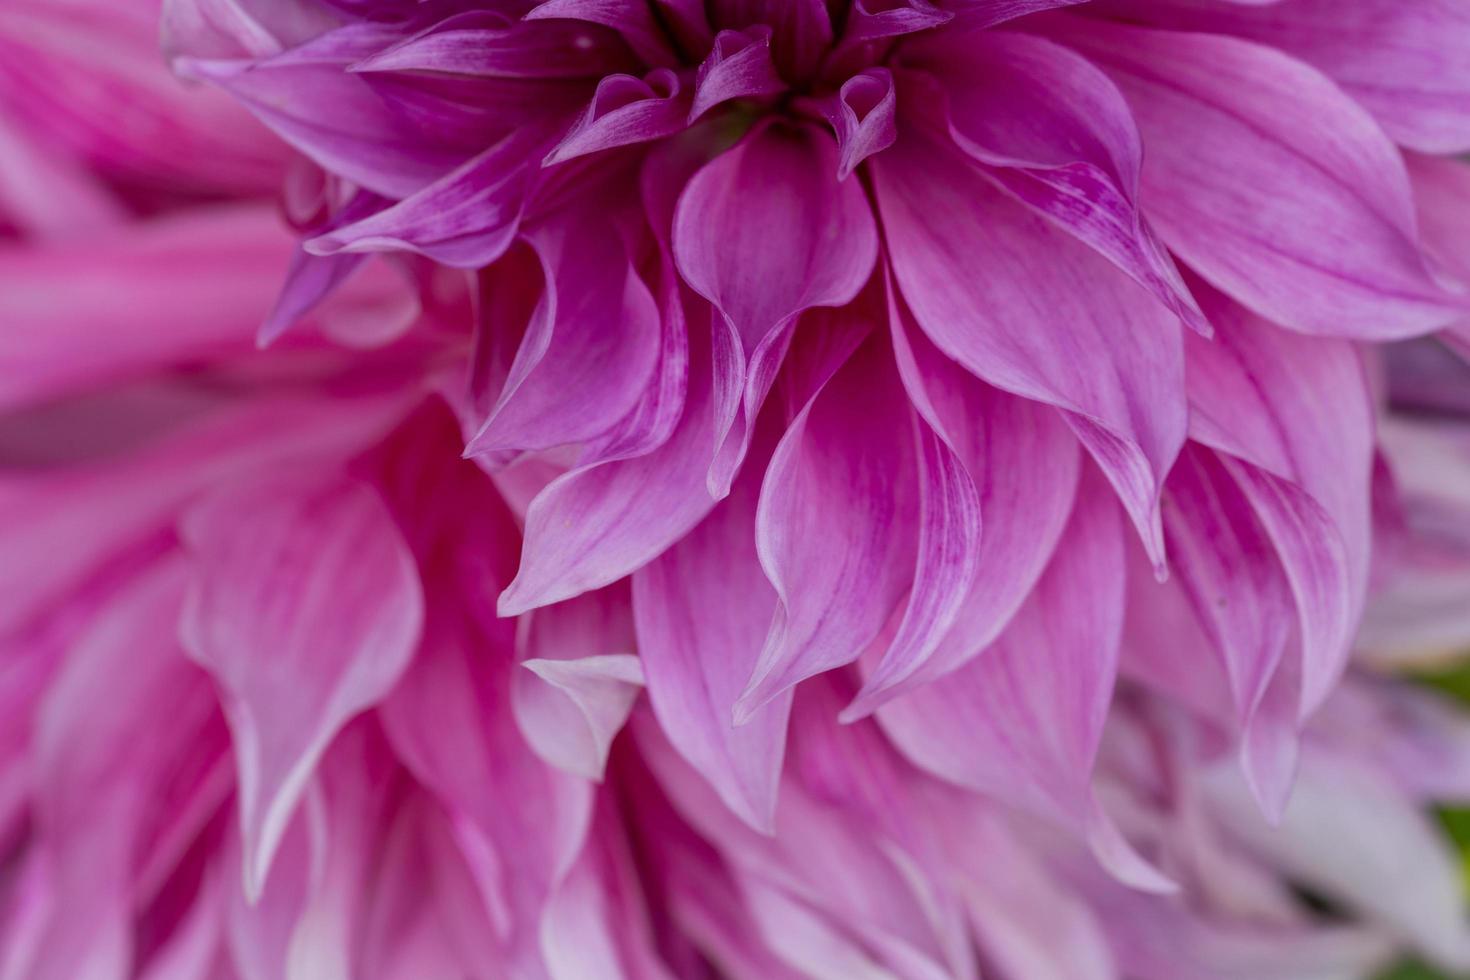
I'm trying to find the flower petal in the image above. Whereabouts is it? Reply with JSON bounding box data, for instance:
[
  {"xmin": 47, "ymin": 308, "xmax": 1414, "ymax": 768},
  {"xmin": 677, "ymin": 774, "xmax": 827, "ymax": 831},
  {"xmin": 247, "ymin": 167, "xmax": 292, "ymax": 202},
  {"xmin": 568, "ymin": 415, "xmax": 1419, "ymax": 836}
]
[
  {"xmin": 674, "ymin": 121, "xmax": 878, "ymax": 496},
  {"xmin": 876, "ymin": 126, "xmax": 1185, "ymax": 570},
  {"xmin": 900, "ymin": 31, "xmax": 1207, "ymax": 334},
  {"xmin": 846, "ymin": 299, "xmax": 1080, "ymax": 715},
  {"xmin": 1055, "ymin": 20, "xmax": 1467, "ymax": 337},
  {"xmin": 633, "ymin": 437, "xmax": 790, "ymax": 831},
  {"xmin": 875, "ymin": 465, "xmax": 1173, "ymax": 891},
  {"xmin": 736, "ymin": 332, "xmax": 918, "ymax": 719},
  {"xmin": 180, "ymin": 473, "xmax": 424, "ymax": 901}
]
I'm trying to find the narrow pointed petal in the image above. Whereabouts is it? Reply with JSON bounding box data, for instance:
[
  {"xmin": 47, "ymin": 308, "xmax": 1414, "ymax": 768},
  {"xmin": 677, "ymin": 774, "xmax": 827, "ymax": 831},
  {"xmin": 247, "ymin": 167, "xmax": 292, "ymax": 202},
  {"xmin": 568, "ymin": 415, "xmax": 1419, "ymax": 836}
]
[
  {"xmin": 1055, "ymin": 21, "xmax": 1468, "ymax": 338},
  {"xmin": 525, "ymin": 0, "xmax": 677, "ymax": 68},
  {"xmin": 633, "ymin": 442, "xmax": 790, "ymax": 831},
  {"xmin": 674, "ymin": 121, "xmax": 878, "ymax": 496},
  {"xmin": 1184, "ymin": 282, "xmax": 1374, "ymax": 717},
  {"xmin": 178, "ymin": 25, "xmax": 472, "ymax": 199},
  {"xmin": 353, "ymin": 13, "xmax": 636, "ymax": 80},
  {"xmin": 497, "ymin": 322, "xmax": 717, "ymax": 614},
  {"xmin": 901, "ymin": 32, "xmax": 1206, "ymax": 334},
  {"xmin": 1160, "ymin": 444, "xmax": 1299, "ymax": 817},
  {"xmin": 876, "ymin": 127, "xmax": 1185, "ymax": 569},
  {"xmin": 875, "ymin": 466, "xmax": 1172, "ymax": 890},
  {"xmin": 180, "ymin": 474, "xmax": 424, "ymax": 900},
  {"xmin": 838, "ymin": 0, "xmax": 951, "ymax": 46},
  {"xmin": 688, "ymin": 27, "xmax": 786, "ymax": 122},
  {"xmin": 25, "ymin": 559, "xmax": 220, "ymax": 980},
  {"xmin": 848, "ymin": 302, "xmax": 1081, "ymax": 714},
  {"xmin": 737, "ymin": 334, "xmax": 918, "ymax": 718},
  {"xmin": 946, "ymin": 0, "xmax": 1086, "ymax": 30},
  {"xmin": 467, "ymin": 215, "xmax": 661, "ymax": 456},
  {"xmin": 307, "ymin": 126, "xmax": 553, "ymax": 269}
]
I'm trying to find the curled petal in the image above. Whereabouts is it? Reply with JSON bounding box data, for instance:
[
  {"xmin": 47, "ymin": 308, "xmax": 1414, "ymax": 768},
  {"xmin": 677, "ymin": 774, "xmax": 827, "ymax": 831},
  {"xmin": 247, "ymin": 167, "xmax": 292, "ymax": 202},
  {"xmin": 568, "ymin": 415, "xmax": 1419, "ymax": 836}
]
[
  {"xmin": 812, "ymin": 68, "xmax": 897, "ymax": 180},
  {"xmin": 688, "ymin": 27, "xmax": 786, "ymax": 122},
  {"xmin": 545, "ymin": 69, "xmax": 688, "ymax": 165}
]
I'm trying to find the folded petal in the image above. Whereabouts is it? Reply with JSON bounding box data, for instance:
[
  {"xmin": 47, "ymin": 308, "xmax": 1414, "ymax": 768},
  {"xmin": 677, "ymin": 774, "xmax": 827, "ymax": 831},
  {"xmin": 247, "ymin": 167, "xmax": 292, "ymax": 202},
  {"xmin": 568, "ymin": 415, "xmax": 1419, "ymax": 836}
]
[
  {"xmin": 545, "ymin": 69, "xmax": 688, "ymax": 165},
  {"xmin": 674, "ymin": 120, "xmax": 878, "ymax": 496},
  {"xmin": 633, "ymin": 435, "xmax": 790, "ymax": 831},
  {"xmin": 512, "ymin": 586, "xmax": 643, "ymax": 781},
  {"xmin": 307, "ymin": 125, "xmax": 556, "ymax": 269},
  {"xmin": 737, "ymin": 332, "xmax": 918, "ymax": 718},
  {"xmin": 23, "ymin": 558, "xmax": 221, "ymax": 980},
  {"xmin": 811, "ymin": 68, "xmax": 896, "ymax": 180},
  {"xmin": 1184, "ymin": 281, "xmax": 1374, "ymax": 717},
  {"xmin": 688, "ymin": 27, "xmax": 787, "ymax": 122},
  {"xmin": 180, "ymin": 473, "xmax": 424, "ymax": 900},
  {"xmin": 901, "ymin": 32, "xmax": 1206, "ymax": 334},
  {"xmin": 496, "ymin": 288, "xmax": 718, "ymax": 614},
  {"xmin": 847, "ymin": 299, "xmax": 1081, "ymax": 714},
  {"xmin": 876, "ymin": 126, "xmax": 1185, "ymax": 569},
  {"xmin": 1055, "ymin": 20, "xmax": 1467, "ymax": 338},
  {"xmin": 875, "ymin": 465, "xmax": 1172, "ymax": 891},
  {"xmin": 467, "ymin": 212, "xmax": 662, "ymax": 457},
  {"xmin": 1158, "ymin": 443, "xmax": 1300, "ymax": 815}
]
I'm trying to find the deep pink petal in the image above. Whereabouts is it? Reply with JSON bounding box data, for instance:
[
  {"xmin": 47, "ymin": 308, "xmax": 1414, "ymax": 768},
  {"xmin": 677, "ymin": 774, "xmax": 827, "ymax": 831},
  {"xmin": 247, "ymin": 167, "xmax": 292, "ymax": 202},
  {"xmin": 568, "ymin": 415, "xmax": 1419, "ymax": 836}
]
[
  {"xmin": 876, "ymin": 126, "xmax": 1185, "ymax": 570},
  {"xmin": 633, "ymin": 436, "xmax": 790, "ymax": 831},
  {"xmin": 899, "ymin": 32, "xmax": 1206, "ymax": 334},
  {"xmin": 674, "ymin": 120, "xmax": 878, "ymax": 496}
]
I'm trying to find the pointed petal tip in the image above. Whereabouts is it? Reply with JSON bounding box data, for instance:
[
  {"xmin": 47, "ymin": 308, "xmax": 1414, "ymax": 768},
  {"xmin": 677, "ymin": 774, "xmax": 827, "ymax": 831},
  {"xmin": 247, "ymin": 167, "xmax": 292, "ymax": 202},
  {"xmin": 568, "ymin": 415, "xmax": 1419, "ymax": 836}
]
[{"xmin": 1086, "ymin": 799, "xmax": 1177, "ymax": 895}]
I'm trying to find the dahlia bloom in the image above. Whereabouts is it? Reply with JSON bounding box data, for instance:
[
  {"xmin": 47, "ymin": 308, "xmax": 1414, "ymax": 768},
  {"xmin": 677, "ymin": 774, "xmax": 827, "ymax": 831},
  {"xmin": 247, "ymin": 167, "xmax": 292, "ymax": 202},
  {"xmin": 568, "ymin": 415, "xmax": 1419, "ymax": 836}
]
[{"xmin": 6, "ymin": 0, "xmax": 1470, "ymax": 977}]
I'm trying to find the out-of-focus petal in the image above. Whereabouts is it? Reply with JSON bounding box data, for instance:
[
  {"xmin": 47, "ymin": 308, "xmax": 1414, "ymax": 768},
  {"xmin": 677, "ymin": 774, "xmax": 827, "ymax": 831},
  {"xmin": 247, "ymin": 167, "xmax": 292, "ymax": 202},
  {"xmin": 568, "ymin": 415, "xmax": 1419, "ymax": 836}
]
[{"xmin": 180, "ymin": 473, "xmax": 424, "ymax": 900}]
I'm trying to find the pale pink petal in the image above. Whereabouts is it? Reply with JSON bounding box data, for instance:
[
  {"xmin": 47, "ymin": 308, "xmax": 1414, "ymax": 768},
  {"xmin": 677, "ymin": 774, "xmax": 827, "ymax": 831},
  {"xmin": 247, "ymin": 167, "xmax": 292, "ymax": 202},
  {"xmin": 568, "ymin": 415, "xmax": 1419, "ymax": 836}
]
[
  {"xmin": 1184, "ymin": 281, "xmax": 1374, "ymax": 717},
  {"xmin": 875, "ymin": 466, "xmax": 1173, "ymax": 891},
  {"xmin": 1204, "ymin": 747, "xmax": 1470, "ymax": 973},
  {"xmin": 180, "ymin": 473, "xmax": 424, "ymax": 900},
  {"xmin": 514, "ymin": 598, "xmax": 644, "ymax": 781},
  {"xmin": 846, "ymin": 296, "xmax": 1080, "ymax": 714}
]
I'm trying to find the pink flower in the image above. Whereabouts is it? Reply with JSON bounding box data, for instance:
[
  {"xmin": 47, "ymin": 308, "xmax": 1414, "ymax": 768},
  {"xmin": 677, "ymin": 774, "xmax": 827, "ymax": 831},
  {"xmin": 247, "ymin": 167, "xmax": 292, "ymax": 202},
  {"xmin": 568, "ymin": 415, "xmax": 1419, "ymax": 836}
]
[{"xmin": 4, "ymin": 0, "xmax": 1470, "ymax": 976}]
